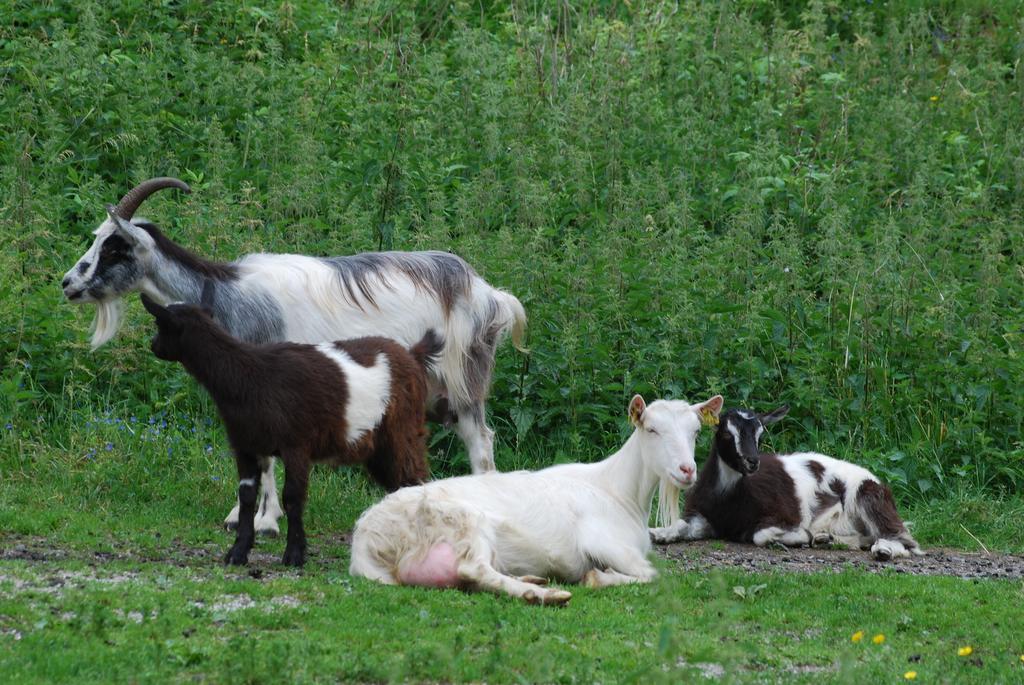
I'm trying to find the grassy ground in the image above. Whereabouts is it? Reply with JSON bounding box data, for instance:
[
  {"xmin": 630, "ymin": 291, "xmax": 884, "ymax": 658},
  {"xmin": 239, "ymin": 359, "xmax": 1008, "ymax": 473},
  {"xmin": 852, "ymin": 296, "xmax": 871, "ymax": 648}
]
[{"xmin": 3, "ymin": 536, "xmax": 1024, "ymax": 684}]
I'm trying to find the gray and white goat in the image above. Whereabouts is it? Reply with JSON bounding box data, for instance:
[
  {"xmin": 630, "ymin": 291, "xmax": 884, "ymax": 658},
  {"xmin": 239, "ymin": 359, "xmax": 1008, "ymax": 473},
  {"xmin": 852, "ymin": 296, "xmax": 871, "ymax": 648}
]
[{"xmin": 62, "ymin": 177, "xmax": 527, "ymax": 534}]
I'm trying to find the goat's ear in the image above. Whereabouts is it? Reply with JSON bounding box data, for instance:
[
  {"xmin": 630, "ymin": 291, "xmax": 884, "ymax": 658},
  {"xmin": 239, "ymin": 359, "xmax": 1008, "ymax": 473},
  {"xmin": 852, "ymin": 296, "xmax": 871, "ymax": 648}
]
[
  {"xmin": 106, "ymin": 205, "xmax": 155, "ymax": 250},
  {"xmin": 140, "ymin": 293, "xmax": 172, "ymax": 322},
  {"xmin": 693, "ymin": 395, "xmax": 724, "ymax": 425},
  {"xmin": 199, "ymin": 279, "xmax": 216, "ymax": 314},
  {"xmin": 758, "ymin": 404, "xmax": 789, "ymax": 425},
  {"xmin": 628, "ymin": 394, "xmax": 647, "ymax": 428}
]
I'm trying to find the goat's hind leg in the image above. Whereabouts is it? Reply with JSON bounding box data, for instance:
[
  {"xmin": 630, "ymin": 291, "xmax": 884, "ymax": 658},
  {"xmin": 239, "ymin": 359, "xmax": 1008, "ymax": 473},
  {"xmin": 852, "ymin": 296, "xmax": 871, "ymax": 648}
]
[
  {"xmin": 224, "ymin": 457, "xmax": 283, "ymax": 536},
  {"xmin": 254, "ymin": 458, "xmax": 283, "ymax": 536},
  {"xmin": 453, "ymin": 402, "xmax": 496, "ymax": 474},
  {"xmin": 458, "ymin": 559, "xmax": 571, "ymax": 606}
]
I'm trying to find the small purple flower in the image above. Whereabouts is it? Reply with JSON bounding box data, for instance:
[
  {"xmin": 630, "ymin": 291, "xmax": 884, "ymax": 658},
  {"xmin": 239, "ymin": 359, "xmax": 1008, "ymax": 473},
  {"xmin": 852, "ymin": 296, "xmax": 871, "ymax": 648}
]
[
  {"xmin": 4, "ymin": 423, "xmax": 11, "ymax": 431},
  {"xmin": 205, "ymin": 445, "xmax": 213, "ymax": 453},
  {"xmin": 104, "ymin": 442, "xmax": 113, "ymax": 451},
  {"xmin": 211, "ymin": 476, "xmax": 220, "ymax": 482}
]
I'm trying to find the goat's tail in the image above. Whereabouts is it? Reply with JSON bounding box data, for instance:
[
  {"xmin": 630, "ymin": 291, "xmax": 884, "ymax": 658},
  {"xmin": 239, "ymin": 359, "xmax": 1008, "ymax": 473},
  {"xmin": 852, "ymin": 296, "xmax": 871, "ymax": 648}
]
[
  {"xmin": 494, "ymin": 290, "xmax": 529, "ymax": 354},
  {"xmin": 409, "ymin": 329, "xmax": 444, "ymax": 373}
]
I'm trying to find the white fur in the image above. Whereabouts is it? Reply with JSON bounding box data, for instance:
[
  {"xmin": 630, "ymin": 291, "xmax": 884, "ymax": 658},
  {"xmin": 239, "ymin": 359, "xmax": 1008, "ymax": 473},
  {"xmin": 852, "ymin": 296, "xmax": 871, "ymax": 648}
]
[
  {"xmin": 656, "ymin": 447, "xmax": 925, "ymax": 560},
  {"xmin": 726, "ymin": 423, "xmax": 742, "ymax": 456},
  {"xmin": 350, "ymin": 397, "xmax": 719, "ymax": 604},
  {"xmin": 238, "ymin": 478, "xmax": 256, "ymax": 487},
  {"xmin": 225, "ymin": 466, "xmax": 283, "ymax": 535},
  {"xmin": 315, "ymin": 344, "xmax": 391, "ymax": 443},
  {"xmin": 65, "ymin": 221, "xmax": 526, "ymax": 537},
  {"xmin": 780, "ymin": 452, "xmax": 881, "ymax": 541},
  {"xmin": 650, "ymin": 513, "xmax": 711, "ymax": 543}
]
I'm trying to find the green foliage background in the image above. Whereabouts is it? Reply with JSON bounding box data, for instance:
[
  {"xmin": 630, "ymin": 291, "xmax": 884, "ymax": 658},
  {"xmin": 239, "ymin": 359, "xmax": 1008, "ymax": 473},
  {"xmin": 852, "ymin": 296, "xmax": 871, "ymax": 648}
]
[{"xmin": 3, "ymin": 0, "xmax": 1022, "ymax": 506}]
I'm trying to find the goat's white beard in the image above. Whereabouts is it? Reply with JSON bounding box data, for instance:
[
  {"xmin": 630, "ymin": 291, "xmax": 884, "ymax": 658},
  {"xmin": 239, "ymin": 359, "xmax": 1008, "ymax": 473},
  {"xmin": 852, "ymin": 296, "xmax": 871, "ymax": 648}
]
[
  {"xmin": 656, "ymin": 479, "xmax": 681, "ymax": 528},
  {"xmin": 90, "ymin": 298, "xmax": 125, "ymax": 350}
]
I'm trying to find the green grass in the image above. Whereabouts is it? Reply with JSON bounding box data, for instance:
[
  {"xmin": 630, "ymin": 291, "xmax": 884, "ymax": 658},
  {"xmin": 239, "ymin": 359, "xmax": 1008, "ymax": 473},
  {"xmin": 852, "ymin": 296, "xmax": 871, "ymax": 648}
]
[{"xmin": 3, "ymin": 550, "xmax": 1023, "ymax": 684}]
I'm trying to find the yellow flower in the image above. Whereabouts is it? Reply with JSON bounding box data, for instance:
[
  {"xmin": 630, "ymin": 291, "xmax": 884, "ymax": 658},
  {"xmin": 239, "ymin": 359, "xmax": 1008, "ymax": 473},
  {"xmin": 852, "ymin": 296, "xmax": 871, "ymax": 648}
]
[
  {"xmin": 904, "ymin": 672, "xmax": 917, "ymax": 680},
  {"xmin": 851, "ymin": 631, "xmax": 864, "ymax": 643},
  {"xmin": 929, "ymin": 95, "xmax": 939, "ymax": 102},
  {"xmin": 872, "ymin": 634, "xmax": 885, "ymax": 645},
  {"xmin": 958, "ymin": 646, "xmax": 973, "ymax": 657}
]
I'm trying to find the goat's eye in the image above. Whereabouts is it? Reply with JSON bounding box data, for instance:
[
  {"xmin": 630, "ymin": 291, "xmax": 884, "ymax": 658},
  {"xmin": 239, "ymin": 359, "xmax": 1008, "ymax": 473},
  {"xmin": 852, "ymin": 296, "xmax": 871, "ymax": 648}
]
[{"xmin": 646, "ymin": 427, "xmax": 659, "ymax": 435}]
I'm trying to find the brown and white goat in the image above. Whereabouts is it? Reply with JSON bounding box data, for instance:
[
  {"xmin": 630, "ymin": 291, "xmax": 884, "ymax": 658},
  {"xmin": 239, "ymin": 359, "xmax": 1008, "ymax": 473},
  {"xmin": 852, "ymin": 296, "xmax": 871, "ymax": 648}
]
[
  {"xmin": 141, "ymin": 282, "xmax": 440, "ymax": 567},
  {"xmin": 650, "ymin": 406, "xmax": 924, "ymax": 560}
]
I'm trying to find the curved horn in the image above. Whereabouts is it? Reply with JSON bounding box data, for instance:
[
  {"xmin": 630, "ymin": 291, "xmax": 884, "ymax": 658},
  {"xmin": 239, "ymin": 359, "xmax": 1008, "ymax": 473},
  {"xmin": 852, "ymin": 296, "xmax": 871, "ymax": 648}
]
[{"xmin": 114, "ymin": 177, "xmax": 191, "ymax": 219}]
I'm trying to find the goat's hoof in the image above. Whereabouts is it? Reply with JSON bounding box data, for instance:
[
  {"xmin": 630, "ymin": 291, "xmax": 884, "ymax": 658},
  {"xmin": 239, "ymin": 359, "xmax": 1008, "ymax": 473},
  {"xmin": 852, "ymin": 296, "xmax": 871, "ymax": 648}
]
[
  {"xmin": 872, "ymin": 547, "xmax": 893, "ymax": 562},
  {"xmin": 517, "ymin": 575, "xmax": 548, "ymax": 585},
  {"xmin": 523, "ymin": 588, "xmax": 571, "ymax": 606},
  {"xmin": 224, "ymin": 520, "xmax": 239, "ymax": 532},
  {"xmin": 811, "ymin": 533, "xmax": 833, "ymax": 547},
  {"xmin": 224, "ymin": 547, "xmax": 250, "ymax": 566},
  {"xmin": 255, "ymin": 524, "xmax": 280, "ymax": 538},
  {"xmin": 582, "ymin": 570, "xmax": 600, "ymax": 588},
  {"xmin": 281, "ymin": 546, "xmax": 306, "ymax": 567}
]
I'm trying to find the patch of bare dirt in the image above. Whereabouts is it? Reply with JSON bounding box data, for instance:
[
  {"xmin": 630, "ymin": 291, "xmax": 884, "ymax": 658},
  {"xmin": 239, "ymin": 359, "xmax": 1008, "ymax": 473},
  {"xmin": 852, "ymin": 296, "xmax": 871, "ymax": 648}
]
[
  {"xmin": 655, "ymin": 539, "xmax": 1024, "ymax": 580},
  {"xmin": 4, "ymin": 533, "xmax": 1023, "ymax": 580}
]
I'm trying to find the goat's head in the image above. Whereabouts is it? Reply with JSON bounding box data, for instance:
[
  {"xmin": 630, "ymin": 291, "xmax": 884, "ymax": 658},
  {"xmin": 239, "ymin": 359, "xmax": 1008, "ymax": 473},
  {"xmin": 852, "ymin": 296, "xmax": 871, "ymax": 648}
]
[
  {"xmin": 714, "ymin": 405, "xmax": 789, "ymax": 476},
  {"xmin": 629, "ymin": 394, "xmax": 723, "ymax": 489},
  {"xmin": 62, "ymin": 178, "xmax": 190, "ymax": 348},
  {"xmin": 140, "ymin": 280, "xmax": 216, "ymax": 362}
]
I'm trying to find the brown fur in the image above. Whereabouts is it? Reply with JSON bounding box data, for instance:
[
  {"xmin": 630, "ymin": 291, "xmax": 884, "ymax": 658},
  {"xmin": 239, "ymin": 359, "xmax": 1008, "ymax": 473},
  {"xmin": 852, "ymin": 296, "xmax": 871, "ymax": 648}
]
[
  {"xmin": 806, "ymin": 460, "xmax": 825, "ymax": 482},
  {"xmin": 855, "ymin": 480, "xmax": 915, "ymax": 544},
  {"xmin": 141, "ymin": 293, "xmax": 439, "ymax": 567},
  {"xmin": 684, "ymin": 447, "xmax": 802, "ymax": 543}
]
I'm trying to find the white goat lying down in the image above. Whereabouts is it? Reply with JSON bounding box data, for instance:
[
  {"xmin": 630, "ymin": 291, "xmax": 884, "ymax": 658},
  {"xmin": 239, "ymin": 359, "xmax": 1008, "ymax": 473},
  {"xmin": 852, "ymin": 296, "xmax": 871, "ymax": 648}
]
[
  {"xmin": 650, "ymin": 405, "xmax": 924, "ymax": 560},
  {"xmin": 350, "ymin": 394, "xmax": 723, "ymax": 605}
]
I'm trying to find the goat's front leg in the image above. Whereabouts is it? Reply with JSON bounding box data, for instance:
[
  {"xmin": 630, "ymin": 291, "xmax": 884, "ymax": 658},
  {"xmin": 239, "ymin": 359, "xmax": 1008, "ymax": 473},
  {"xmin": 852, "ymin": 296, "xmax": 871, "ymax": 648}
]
[
  {"xmin": 650, "ymin": 513, "xmax": 713, "ymax": 544},
  {"xmin": 579, "ymin": 528, "xmax": 658, "ymax": 588},
  {"xmin": 752, "ymin": 526, "xmax": 811, "ymax": 548},
  {"xmin": 225, "ymin": 457, "xmax": 261, "ymax": 565},
  {"xmin": 583, "ymin": 568, "xmax": 651, "ymax": 588},
  {"xmin": 582, "ymin": 548, "xmax": 658, "ymax": 589},
  {"xmin": 280, "ymin": 453, "xmax": 310, "ymax": 567}
]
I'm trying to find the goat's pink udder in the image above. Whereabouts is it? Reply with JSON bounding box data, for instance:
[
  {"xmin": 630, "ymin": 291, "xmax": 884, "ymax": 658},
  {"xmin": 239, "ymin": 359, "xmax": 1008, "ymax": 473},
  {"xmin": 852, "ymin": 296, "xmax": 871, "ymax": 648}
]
[{"xmin": 398, "ymin": 542, "xmax": 460, "ymax": 588}]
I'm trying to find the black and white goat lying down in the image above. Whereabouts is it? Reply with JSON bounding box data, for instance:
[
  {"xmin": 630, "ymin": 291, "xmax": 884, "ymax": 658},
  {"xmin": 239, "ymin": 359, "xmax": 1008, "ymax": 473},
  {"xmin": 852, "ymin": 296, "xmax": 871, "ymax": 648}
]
[
  {"xmin": 62, "ymin": 178, "xmax": 526, "ymax": 535},
  {"xmin": 141, "ymin": 283, "xmax": 441, "ymax": 567},
  {"xmin": 650, "ymin": 406, "xmax": 924, "ymax": 560}
]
